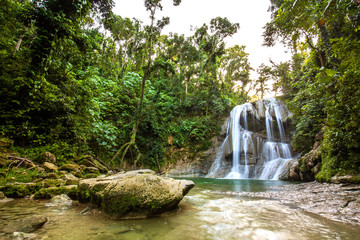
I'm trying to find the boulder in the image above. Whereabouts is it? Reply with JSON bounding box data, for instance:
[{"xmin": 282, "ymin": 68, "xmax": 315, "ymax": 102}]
[
  {"xmin": 78, "ymin": 169, "xmax": 194, "ymax": 219},
  {"xmin": 43, "ymin": 162, "xmax": 58, "ymax": 172},
  {"xmin": 2, "ymin": 216, "xmax": 47, "ymax": 233},
  {"xmin": 62, "ymin": 173, "xmax": 79, "ymax": 185},
  {"xmin": 77, "ymin": 155, "xmax": 108, "ymax": 173},
  {"xmin": 60, "ymin": 163, "xmax": 81, "ymax": 172},
  {"xmin": 35, "ymin": 152, "xmax": 56, "ymax": 164},
  {"xmin": 45, "ymin": 172, "xmax": 59, "ymax": 179},
  {"xmin": 278, "ymin": 159, "xmax": 301, "ymax": 181},
  {"xmin": 45, "ymin": 194, "xmax": 73, "ymax": 208}
]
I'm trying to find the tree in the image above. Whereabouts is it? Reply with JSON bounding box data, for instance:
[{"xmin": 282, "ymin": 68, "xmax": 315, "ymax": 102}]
[
  {"xmin": 111, "ymin": 0, "xmax": 182, "ymax": 168},
  {"xmin": 218, "ymin": 45, "xmax": 252, "ymax": 95},
  {"xmin": 264, "ymin": 0, "xmax": 360, "ymax": 181}
]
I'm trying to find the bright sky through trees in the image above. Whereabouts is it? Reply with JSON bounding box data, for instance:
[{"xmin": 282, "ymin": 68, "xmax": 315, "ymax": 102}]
[{"xmin": 113, "ymin": 0, "xmax": 291, "ymax": 78}]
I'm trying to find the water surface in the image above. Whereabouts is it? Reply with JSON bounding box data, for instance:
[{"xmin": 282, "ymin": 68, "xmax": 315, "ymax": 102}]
[{"xmin": 1, "ymin": 178, "xmax": 359, "ymax": 240}]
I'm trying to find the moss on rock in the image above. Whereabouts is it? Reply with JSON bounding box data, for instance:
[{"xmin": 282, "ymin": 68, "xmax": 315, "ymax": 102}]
[
  {"xmin": 33, "ymin": 185, "xmax": 78, "ymax": 199},
  {"xmin": 60, "ymin": 163, "xmax": 81, "ymax": 172},
  {"xmin": 77, "ymin": 155, "xmax": 108, "ymax": 174},
  {"xmin": 78, "ymin": 170, "xmax": 194, "ymax": 219},
  {"xmin": 0, "ymin": 183, "xmax": 38, "ymax": 198}
]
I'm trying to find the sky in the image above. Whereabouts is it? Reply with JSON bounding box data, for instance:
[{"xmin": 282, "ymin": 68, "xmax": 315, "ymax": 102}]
[{"xmin": 113, "ymin": 0, "xmax": 291, "ymax": 80}]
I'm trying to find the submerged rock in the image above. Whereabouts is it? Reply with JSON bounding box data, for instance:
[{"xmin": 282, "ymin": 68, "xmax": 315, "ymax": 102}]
[
  {"xmin": 12, "ymin": 232, "xmax": 38, "ymax": 240},
  {"xmin": 78, "ymin": 169, "xmax": 194, "ymax": 219},
  {"xmin": 49, "ymin": 194, "xmax": 73, "ymax": 206},
  {"xmin": 2, "ymin": 216, "xmax": 48, "ymax": 233},
  {"xmin": 45, "ymin": 194, "xmax": 73, "ymax": 210}
]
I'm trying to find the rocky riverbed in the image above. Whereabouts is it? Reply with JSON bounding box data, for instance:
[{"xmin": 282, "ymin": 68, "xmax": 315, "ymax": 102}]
[{"xmin": 235, "ymin": 181, "xmax": 360, "ymax": 226}]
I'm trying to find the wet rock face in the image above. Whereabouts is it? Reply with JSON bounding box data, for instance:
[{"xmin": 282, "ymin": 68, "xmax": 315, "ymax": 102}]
[
  {"xmin": 78, "ymin": 170, "xmax": 195, "ymax": 219},
  {"xmin": 239, "ymin": 100, "xmax": 293, "ymax": 143},
  {"xmin": 279, "ymin": 140, "xmax": 322, "ymax": 182},
  {"xmin": 207, "ymin": 98, "xmax": 296, "ymax": 179}
]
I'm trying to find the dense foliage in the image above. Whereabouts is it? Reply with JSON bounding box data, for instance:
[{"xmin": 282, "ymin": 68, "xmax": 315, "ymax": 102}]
[
  {"xmin": 0, "ymin": 0, "xmax": 250, "ymax": 170},
  {"xmin": 263, "ymin": 0, "xmax": 360, "ymax": 181}
]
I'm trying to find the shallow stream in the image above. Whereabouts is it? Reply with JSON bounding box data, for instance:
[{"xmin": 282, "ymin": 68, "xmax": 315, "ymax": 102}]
[{"xmin": 1, "ymin": 178, "xmax": 359, "ymax": 240}]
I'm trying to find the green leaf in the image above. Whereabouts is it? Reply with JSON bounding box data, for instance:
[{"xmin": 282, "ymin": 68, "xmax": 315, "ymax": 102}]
[{"xmin": 325, "ymin": 68, "xmax": 337, "ymax": 77}]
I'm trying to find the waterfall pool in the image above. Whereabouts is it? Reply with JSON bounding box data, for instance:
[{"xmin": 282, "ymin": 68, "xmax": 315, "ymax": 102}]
[{"xmin": 1, "ymin": 178, "xmax": 359, "ymax": 240}]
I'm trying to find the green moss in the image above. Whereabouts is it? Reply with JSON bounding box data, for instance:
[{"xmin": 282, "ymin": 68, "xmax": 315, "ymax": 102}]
[
  {"xmin": 39, "ymin": 179, "xmax": 64, "ymax": 188},
  {"xmin": 60, "ymin": 163, "xmax": 81, "ymax": 172},
  {"xmin": 0, "ymin": 183, "xmax": 38, "ymax": 198},
  {"xmin": 102, "ymin": 195, "xmax": 140, "ymax": 216},
  {"xmin": 77, "ymin": 188, "xmax": 91, "ymax": 202},
  {"xmin": 0, "ymin": 167, "xmax": 46, "ymax": 185},
  {"xmin": 33, "ymin": 186, "xmax": 78, "ymax": 199}
]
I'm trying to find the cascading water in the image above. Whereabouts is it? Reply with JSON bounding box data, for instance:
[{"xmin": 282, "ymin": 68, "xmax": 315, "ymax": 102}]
[{"xmin": 207, "ymin": 98, "xmax": 294, "ymax": 180}]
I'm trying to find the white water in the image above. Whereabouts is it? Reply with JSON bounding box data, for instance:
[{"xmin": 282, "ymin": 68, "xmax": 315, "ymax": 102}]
[{"xmin": 208, "ymin": 98, "xmax": 294, "ymax": 180}]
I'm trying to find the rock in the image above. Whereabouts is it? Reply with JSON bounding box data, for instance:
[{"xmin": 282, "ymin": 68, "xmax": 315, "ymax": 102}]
[
  {"xmin": 77, "ymin": 170, "xmax": 195, "ymax": 219},
  {"xmin": 35, "ymin": 152, "xmax": 56, "ymax": 164},
  {"xmin": 45, "ymin": 194, "xmax": 73, "ymax": 208},
  {"xmin": 0, "ymin": 183, "xmax": 37, "ymax": 198},
  {"xmin": 43, "ymin": 162, "xmax": 58, "ymax": 172},
  {"xmin": 278, "ymin": 159, "xmax": 301, "ymax": 181},
  {"xmin": 45, "ymin": 172, "xmax": 58, "ymax": 179},
  {"xmin": 239, "ymin": 182, "xmax": 360, "ymax": 225},
  {"xmin": 12, "ymin": 232, "xmax": 38, "ymax": 240},
  {"xmin": 39, "ymin": 179, "xmax": 64, "ymax": 188},
  {"xmin": 330, "ymin": 175, "xmax": 360, "ymax": 184},
  {"xmin": 33, "ymin": 185, "xmax": 78, "ymax": 199},
  {"xmin": 84, "ymin": 173, "xmax": 98, "ymax": 178},
  {"xmin": 84, "ymin": 166, "xmax": 100, "ymax": 174},
  {"xmin": 80, "ymin": 206, "xmax": 94, "ymax": 215},
  {"xmin": 59, "ymin": 163, "xmax": 81, "ymax": 172},
  {"xmin": 3, "ymin": 216, "xmax": 47, "ymax": 233},
  {"xmin": 62, "ymin": 173, "xmax": 79, "ymax": 185},
  {"xmin": 279, "ymin": 140, "xmax": 322, "ymax": 182},
  {"xmin": 0, "ymin": 191, "xmax": 5, "ymax": 199},
  {"xmin": 77, "ymin": 155, "xmax": 108, "ymax": 174}
]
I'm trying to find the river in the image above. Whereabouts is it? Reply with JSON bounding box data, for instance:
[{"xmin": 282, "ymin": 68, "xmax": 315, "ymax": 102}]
[{"xmin": 1, "ymin": 178, "xmax": 359, "ymax": 240}]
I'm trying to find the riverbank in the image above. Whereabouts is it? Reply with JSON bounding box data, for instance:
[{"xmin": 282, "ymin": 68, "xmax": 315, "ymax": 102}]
[{"xmin": 237, "ymin": 181, "xmax": 360, "ymax": 226}]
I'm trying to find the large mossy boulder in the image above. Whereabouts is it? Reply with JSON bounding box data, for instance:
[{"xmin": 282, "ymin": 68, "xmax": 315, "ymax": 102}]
[
  {"xmin": 78, "ymin": 170, "xmax": 194, "ymax": 219},
  {"xmin": 34, "ymin": 152, "xmax": 56, "ymax": 164}
]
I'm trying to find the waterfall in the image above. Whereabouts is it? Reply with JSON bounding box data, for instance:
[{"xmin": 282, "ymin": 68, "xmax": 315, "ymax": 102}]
[{"xmin": 207, "ymin": 98, "xmax": 294, "ymax": 180}]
